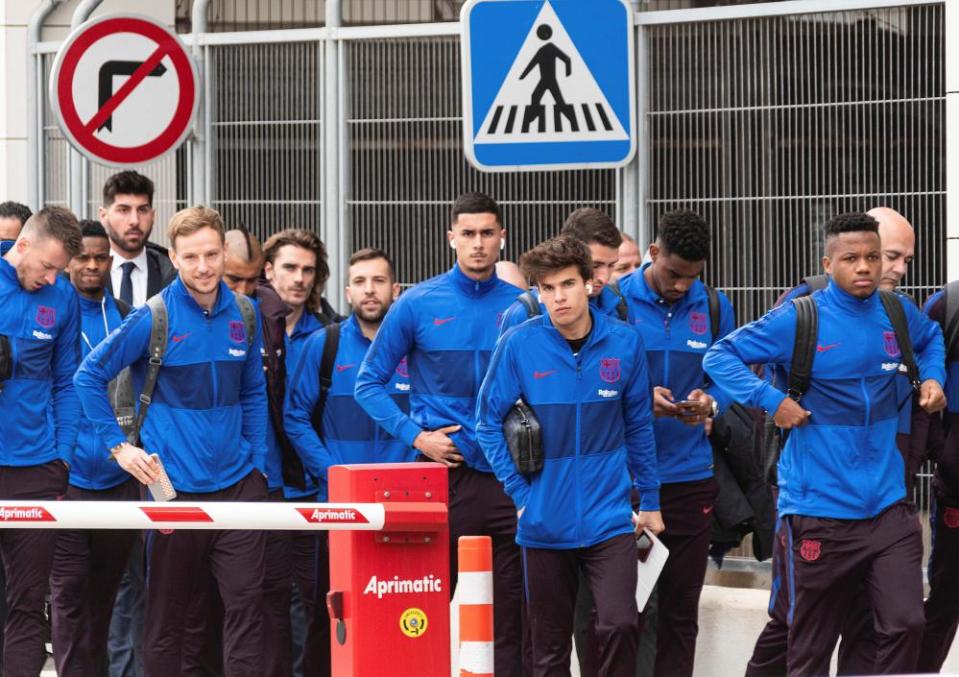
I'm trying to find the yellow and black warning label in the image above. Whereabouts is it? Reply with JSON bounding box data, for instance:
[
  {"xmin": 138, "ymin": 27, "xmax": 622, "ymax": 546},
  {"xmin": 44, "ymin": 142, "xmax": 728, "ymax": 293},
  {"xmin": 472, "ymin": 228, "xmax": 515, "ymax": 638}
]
[{"xmin": 399, "ymin": 607, "xmax": 428, "ymax": 638}]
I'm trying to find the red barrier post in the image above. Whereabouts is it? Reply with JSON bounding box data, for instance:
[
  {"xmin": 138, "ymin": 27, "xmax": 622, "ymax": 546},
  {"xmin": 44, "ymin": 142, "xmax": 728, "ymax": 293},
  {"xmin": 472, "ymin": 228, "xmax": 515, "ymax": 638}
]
[{"xmin": 327, "ymin": 463, "xmax": 450, "ymax": 676}]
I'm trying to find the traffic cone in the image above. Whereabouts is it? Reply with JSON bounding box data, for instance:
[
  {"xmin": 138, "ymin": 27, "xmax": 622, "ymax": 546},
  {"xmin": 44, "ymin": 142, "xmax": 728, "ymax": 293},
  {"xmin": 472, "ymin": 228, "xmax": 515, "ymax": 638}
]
[{"xmin": 457, "ymin": 535, "xmax": 494, "ymax": 677}]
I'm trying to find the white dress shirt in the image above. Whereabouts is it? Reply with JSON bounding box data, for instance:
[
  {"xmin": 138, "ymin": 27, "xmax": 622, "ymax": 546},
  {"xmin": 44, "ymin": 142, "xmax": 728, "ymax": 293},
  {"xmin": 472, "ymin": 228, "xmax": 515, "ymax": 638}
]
[{"xmin": 110, "ymin": 247, "xmax": 149, "ymax": 308}]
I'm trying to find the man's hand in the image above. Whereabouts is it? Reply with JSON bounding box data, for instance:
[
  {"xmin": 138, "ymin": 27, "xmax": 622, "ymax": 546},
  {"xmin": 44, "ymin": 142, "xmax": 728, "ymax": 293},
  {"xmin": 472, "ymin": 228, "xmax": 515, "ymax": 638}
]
[
  {"xmin": 113, "ymin": 444, "xmax": 161, "ymax": 485},
  {"xmin": 919, "ymin": 379, "xmax": 947, "ymax": 414},
  {"xmin": 633, "ymin": 510, "xmax": 665, "ymax": 536},
  {"xmin": 653, "ymin": 387, "xmax": 681, "ymax": 418},
  {"xmin": 677, "ymin": 389, "xmax": 714, "ymax": 427},
  {"xmin": 773, "ymin": 398, "xmax": 811, "ymax": 429},
  {"xmin": 413, "ymin": 425, "xmax": 465, "ymax": 467}
]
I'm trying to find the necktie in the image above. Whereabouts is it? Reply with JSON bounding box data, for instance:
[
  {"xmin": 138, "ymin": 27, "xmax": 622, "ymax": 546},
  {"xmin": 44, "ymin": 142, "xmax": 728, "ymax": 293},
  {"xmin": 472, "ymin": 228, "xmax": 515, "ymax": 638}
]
[{"xmin": 119, "ymin": 261, "xmax": 136, "ymax": 306}]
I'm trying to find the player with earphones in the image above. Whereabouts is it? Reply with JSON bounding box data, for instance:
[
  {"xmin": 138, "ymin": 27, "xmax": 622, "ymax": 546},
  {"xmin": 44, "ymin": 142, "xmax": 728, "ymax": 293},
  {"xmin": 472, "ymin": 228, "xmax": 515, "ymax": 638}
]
[
  {"xmin": 355, "ymin": 192, "xmax": 526, "ymax": 677},
  {"xmin": 499, "ymin": 207, "xmax": 628, "ymax": 334}
]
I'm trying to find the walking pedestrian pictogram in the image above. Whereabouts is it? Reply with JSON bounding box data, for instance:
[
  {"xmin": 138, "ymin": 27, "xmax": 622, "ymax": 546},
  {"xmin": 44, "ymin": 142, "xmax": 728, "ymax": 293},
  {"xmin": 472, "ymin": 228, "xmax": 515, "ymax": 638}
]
[{"xmin": 462, "ymin": 0, "xmax": 635, "ymax": 171}]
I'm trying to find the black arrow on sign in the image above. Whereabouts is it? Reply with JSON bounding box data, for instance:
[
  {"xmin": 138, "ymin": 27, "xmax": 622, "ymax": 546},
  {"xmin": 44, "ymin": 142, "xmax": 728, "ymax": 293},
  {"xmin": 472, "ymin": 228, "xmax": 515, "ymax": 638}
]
[{"xmin": 97, "ymin": 60, "xmax": 168, "ymax": 132}]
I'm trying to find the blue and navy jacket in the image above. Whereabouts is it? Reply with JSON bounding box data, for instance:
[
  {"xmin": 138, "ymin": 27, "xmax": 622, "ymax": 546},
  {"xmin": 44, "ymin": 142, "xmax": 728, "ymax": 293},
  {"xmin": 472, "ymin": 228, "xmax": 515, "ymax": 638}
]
[
  {"xmin": 265, "ymin": 310, "xmax": 325, "ymax": 498},
  {"xmin": 355, "ymin": 265, "xmax": 520, "ymax": 472},
  {"xmin": 0, "ymin": 257, "xmax": 81, "ymax": 465},
  {"xmin": 774, "ymin": 278, "xmax": 917, "ymax": 436},
  {"xmin": 703, "ymin": 280, "xmax": 946, "ymax": 519},
  {"xmin": 498, "ymin": 283, "xmax": 625, "ymax": 336},
  {"xmin": 71, "ymin": 294, "xmax": 128, "ymax": 490},
  {"xmin": 75, "ymin": 278, "xmax": 268, "ymax": 493},
  {"xmin": 286, "ymin": 314, "xmax": 416, "ymax": 500},
  {"xmin": 617, "ymin": 265, "xmax": 735, "ymax": 485},
  {"xmin": 477, "ymin": 309, "xmax": 659, "ymax": 549},
  {"xmin": 924, "ymin": 290, "xmax": 959, "ymax": 414}
]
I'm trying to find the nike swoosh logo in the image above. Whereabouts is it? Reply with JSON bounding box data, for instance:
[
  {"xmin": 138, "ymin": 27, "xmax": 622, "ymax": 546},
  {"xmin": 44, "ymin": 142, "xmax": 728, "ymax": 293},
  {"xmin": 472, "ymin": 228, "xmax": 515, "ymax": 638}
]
[
  {"xmin": 533, "ymin": 370, "xmax": 557, "ymax": 379},
  {"xmin": 816, "ymin": 343, "xmax": 840, "ymax": 353},
  {"xmin": 172, "ymin": 334, "xmax": 191, "ymax": 343},
  {"xmin": 702, "ymin": 505, "xmax": 714, "ymax": 515},
  {"xmin": 335, "ymin": 364, "xmax": 356, "ymax": 372},
  {"xmin": 433, "ymin": 317, "xmax": 456, "ymax": 326}
]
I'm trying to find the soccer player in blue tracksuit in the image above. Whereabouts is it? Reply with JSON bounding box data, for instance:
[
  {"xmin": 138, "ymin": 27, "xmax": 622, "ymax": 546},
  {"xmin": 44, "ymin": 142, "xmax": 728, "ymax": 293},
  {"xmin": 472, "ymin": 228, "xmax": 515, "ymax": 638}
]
[
  {"xmin": 50, "ymin": 221, "xmax": 139, "ymax": 677},
  {"xmin": 917, "ymin": 285, "xmax": 959, "ymax": 672},
  {"xmin": 615, "ymin": 209, "xmax": 735, "ymax": 677},
  {"xmin": 704, "ymin": 212, "xmax": 946, "ymax": 676},
  {"xmin": 355, "ymin": 192, "xmax": 525, "ymax": 676},
  {"xmin": 0, "ymin": 207, "xmax": 82, "ymax": 675},
  {"xmin": 499, "ymin": 207, "xmax": 626, "ymax": 333},
  {"xmin": 746, "ymin": 206, "xmax": 922, "ymax": 677},
  {"xmin": 260, "ymin": 229, "xmax": 331, "ymax": 677},
  {"xmin": 286, "ymin": 247, "xmax": 415, "ymax": 479},
  {"xmin": 75, "ymin": 207, "xmax": 269, "ymax": 677},
  {"xmin": 477, "ymin": 235, "xmax": 662, "ymax": 677}
]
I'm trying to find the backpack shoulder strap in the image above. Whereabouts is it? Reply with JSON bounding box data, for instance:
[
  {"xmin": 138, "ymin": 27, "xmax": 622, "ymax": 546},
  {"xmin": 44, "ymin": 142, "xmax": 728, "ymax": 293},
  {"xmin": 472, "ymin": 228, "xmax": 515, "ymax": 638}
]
[
  {"xmin": 233, "ymin": 291, "xmax": 257, "ymax": 348},
  {"xmin": 944, "ymin": 281, "xmax": 959, "ymax": 354},
  {"xmin": 132, "ymin": 295, "xmax": 169, "ymax": 443},
  {"xmin": 705, "ymin": 284, "xmax": 721, "ymax": 340},
  {"xmin": 788, "ymin": 296, "xmax": 818, "ymax": 401},
  {"xmin": 518, "ymin": 290, "xmax": 541, "ymax": 318},
  {"xmin": 879, "ymin": 290, "xmax": 921, "ymax": 392},
  {"xmin": 311, "ymin": 322, "xmax": 342, "ymax": 435},
  {"xmin": 801, "ymin": 275, "xmax": 829, "ymax": 293},
  {"xmin": 606, "ymin": 279, "xmax": 629, "ymax": 321}
]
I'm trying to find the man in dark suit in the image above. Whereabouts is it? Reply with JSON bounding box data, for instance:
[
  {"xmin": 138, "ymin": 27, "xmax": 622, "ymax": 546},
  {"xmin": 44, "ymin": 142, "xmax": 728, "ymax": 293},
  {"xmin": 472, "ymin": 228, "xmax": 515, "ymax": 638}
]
[{"xmin": 99, "ymin": 171, "xmax": 176, "ymax": 307}]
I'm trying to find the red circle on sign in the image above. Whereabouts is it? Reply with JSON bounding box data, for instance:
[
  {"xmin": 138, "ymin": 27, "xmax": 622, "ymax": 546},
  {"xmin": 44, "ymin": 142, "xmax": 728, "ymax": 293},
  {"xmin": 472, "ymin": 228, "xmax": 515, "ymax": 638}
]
[{"xmin": 51, "ymin": 15, "xmax": 198, "ymax": 166}]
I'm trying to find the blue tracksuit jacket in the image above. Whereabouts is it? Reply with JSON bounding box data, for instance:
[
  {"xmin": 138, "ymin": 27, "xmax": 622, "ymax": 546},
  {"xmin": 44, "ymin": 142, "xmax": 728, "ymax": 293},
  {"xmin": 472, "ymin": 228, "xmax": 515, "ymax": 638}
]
[
  {"xmin": 0, "ymin": 257, "xmax": 81, "ymax": 465},
  {"xmin": 71, "ymin": 294, "xmax": 128, "ymax": 490},
  {"xmin": 703, "ymin": 280, "xmax": 945, "ymax": 519},
  {"xmin": 75, "ymin": 278, "xmax": 268, "ymax": 493},
  {"xmin": 355, "ymin": 265, "xmax": 520, "ymax": 472},
  {"xmin": 925, "ymin": 290, "xmax": 959, "ymax": 414},
  {"xmin": 477, "ymin": 309, "xmax": 659, "ymax": 548},
  {"xmin": 617, "ymin": 265, "xmax": 735, "ymax": 485},
  {"xmin": 264, "ymin": 310, "xmax": 324, "ymax": 497},
  {"xmin": 285, "ymin": 314, "xmax": 415, "ymax": 500}
]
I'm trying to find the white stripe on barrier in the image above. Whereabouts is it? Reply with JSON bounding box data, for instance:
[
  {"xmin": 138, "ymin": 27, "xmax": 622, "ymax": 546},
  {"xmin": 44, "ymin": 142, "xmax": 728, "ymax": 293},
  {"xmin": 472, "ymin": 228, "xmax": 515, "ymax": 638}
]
[
  {"xmin": 458, "ymin": 641, "xmax": 495, "ymax": 674},
  {"xmin": 456, "ymin": 571, "xmax": 493, "ymax": 605},
  {"xmin": 0, "ymin": 501, "xmax": 386, "ymax": 531}
]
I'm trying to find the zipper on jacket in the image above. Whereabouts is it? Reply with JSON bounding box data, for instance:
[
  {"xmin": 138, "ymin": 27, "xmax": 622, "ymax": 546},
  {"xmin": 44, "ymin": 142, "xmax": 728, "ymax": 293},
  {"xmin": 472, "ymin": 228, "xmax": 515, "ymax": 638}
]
[
  {"xmin": 575, "ymin": 350, "xmax": 584, "ymax": 546},
  {"xmin": 859, "ymin": 376, "xmax": 873, "ymax": 512},
  {"xmin": 663, "ymin": 307, "xmax": 673, "ymax": 396},
  {"xmin": 207, "ymin": 312, "xmax": 219, "ymax": 479}
]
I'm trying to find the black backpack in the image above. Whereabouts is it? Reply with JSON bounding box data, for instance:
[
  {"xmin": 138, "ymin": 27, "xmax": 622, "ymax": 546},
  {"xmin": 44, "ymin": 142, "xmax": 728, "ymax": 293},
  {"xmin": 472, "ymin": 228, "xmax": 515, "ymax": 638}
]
[
  {"xmin": 310, "ymin": 322, "xmax": 342, "ymax": 438},
  {"xmin": 517, "ymin": 282, "xmax": 630, "ymax": 323}
]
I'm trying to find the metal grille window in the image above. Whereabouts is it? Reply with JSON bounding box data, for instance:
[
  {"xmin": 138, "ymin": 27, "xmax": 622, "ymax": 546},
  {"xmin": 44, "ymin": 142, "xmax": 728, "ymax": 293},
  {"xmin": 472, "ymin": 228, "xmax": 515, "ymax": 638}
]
[
  {"xmin": 645, "ymin": 5, "xmax": 945, "ymax": 323},
  {"xmin": 346, "ymin": 37, "xmax": 616, "ymax": 285},
  {"xmin": 208, "ymin": 41, "xmax": 324, "ymax": 247}
]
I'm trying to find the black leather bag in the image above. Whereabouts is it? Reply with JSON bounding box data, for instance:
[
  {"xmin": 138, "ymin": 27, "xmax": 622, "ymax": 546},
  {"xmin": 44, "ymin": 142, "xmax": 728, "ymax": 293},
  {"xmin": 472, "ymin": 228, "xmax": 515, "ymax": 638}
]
[
  {"xmin": 0, "ymin": 335, "xmax": 11, "ymax": 387},
  {"xmin": 504, "ymin": 399, "xmax": 544, "ymax": 475}
]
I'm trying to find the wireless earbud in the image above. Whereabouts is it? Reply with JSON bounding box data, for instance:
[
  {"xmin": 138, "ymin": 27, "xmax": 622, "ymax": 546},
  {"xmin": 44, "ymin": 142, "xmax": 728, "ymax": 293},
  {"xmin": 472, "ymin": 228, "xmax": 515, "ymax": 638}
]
[
  {"xmin": 585, "ymin": 283, "xmax": 594, "ymax": 295},
  {"xmin": 449, "ymin": 240, "xmax": 456, "ymax": 250},
  {"xmin": 500, "ymin": 239, "xmax": 505, "ymax": 251}
]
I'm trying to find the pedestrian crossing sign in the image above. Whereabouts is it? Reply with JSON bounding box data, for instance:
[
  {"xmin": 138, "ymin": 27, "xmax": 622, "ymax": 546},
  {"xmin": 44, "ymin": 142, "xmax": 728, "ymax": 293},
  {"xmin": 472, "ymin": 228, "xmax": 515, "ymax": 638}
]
[{"xmin": 461, "ymin": 0, "xmax": 636, "ymax": 172}]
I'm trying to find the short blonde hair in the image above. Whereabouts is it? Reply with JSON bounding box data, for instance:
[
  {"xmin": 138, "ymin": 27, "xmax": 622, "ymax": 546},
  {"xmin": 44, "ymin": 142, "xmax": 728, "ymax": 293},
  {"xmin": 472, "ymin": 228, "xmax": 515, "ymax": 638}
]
[{"xmin": 168, "ymin": 206, "xmax": 225, "ymax": 250}]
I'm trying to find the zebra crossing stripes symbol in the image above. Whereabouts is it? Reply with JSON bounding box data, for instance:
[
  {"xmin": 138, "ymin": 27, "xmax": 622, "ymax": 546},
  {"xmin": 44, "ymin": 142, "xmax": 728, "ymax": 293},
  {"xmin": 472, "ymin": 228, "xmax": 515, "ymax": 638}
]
[{"xmin": 485, "ymin": 101, "xmax": 615, "ymax": 135}]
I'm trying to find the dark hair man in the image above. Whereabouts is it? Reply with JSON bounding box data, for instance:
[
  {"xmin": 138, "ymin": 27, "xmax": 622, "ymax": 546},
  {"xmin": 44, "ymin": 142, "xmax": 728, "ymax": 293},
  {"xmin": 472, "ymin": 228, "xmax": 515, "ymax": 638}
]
[
  {"xmin": 704, "ymin": 212, "xmax": 946, "ymax": 676},
  {"xmin": 747, "ymin": 206, "xmax": 922, "ymax": 677},
  {"xmin": 0, "ymin": 206, "xmax": 82, "ymax": 674},
  {"xmin": 50, "ymin": 220, "xmax": 140, "ymax": 676},
  {"xmin": 0, "ymin": 201, "xmax": 32, "ymax": 242},
  {"xmin": 610, "ymin": 208, "xmax": 735, "ymax": 677},
  {"xmin": 915, "ymin": 280, "xmax": 959, "ymax": 672},
  {"xmin": 477, "ymin": 235, "xmax": 660, "ymax": 675},
  {"xmin": 499, "ymin": 206, "xmax": 625, "ymax": 332},
  {"xmin": 355, "ymin": 192, "xmax": 526, "ymax": 676},
  {"xmin": 99, "ymin": 171, "xmax": 175, "ymax": 307},
  {"xmin": 224, "ymin": 227, "xmax": 265, "ymax": 297},
  {"xmin": 284, "ymin": 248, "xmax": 414, "ymax": 674},
  {"xmin": 75, "ymin": 206, "xmax": 268, "ymax": 676},
  {"xmin": 611, "ymin": 231, "xmax": 640, "ymax": 283}
]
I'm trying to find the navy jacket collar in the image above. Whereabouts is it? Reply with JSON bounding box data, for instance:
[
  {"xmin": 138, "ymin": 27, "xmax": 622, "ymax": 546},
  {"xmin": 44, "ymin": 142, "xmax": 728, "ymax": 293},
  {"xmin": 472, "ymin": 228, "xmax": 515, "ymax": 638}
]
[
  {"xmin": 171, "ymin": 276, "xmax": 235, "ymax": 316},
  {"xmin": 822, "ymin": 278, "xmax": 879, "ymax": 315},
  {"xmin": 541, "ymin": 306, "xmax": 609, "ymax": 353},
  {"xmin": 448, "ymin": 264, "xmax": 500, "ymax": 298}
]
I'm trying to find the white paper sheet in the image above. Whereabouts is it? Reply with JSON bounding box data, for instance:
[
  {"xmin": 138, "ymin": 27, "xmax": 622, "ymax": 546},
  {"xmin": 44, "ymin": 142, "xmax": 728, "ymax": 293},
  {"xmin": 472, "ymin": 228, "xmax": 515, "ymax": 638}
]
[{"xmin": 635, "ymin": 527, "xmax": 669, "ymax": 611}]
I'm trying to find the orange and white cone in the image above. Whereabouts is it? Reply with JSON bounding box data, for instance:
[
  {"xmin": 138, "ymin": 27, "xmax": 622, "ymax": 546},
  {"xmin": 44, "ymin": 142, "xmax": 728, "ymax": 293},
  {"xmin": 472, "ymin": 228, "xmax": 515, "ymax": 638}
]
[{"xmin": 458, "ymin": 535, "xmax": 494, "ymax": 677}]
